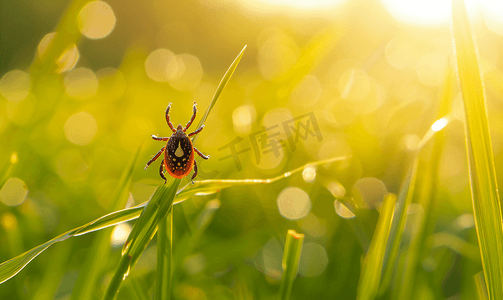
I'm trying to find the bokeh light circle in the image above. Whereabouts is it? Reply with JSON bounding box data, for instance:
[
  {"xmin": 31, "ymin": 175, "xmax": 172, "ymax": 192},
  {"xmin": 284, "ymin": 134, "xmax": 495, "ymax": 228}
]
[
  {"xmin": 0, "ymin": 70, "xmax": 31, "ymax": 102},
  {"xmin": 299, "ymin": 243, "xmax": 329, "ymax": 277},
  {"xmin": 232, "ymin": 104, "xmax": 256, "ymax": 134},
  {"xmin": 352, "ymin": 177, "xmax": 387, "ymax": 209},
  {"xmin": 277, "ymin": 186, "xmax": 311, "ymax": 220},
  {"xmin": 0, "ymin": 178, "xmax": 28, "ymax": 207},
  {"xmin": 64, "ymin": 67, "xmax": 99, "ymax": 99},
  {"xmin": 64, "ymin": 111, "xmax": 98, "ymax": 145},
  {"xmin": 145, "ymin": 48, "xmax": 176, "ymax": 82},
  {"xmin": 78, "ymin": 1, "xmax": 116, "ymax": 39},
  {"xmin": 168, "ymin": 54, "xmax": 203, "ymax": 91}
]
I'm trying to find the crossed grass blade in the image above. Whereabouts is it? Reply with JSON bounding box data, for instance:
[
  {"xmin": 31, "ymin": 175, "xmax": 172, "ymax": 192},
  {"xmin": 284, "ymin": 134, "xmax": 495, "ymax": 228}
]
[
  {"xmin": 451, "ymin": 0, "xmax": 503, "ymax": 298},
  {"xmin": 0, "ymin": 152, "xmax": 349, "ymax": 286}
]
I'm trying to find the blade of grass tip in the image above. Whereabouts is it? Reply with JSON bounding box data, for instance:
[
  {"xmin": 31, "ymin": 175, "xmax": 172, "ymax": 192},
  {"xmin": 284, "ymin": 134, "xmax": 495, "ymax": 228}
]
[
  {"xmin": 192, "ymin": 45, "xmax": 247, "ymax": 145},
  {"xmin": 278, "ymin": 230, "xmax": 304, "ymax": 300},
  {"xmin": 71, "ymin": 146, "xmax": 141, "ymax": 300},
  {"xmin": 106, "ymin": 46, "xmax": 247, "ymax": 300},
  {"xmin": 357, "ymin": 194, "xmax": 396, "ymax": 300},
  {"xmin": 452, "ymin": 0, "xmax": 503, "ymax": 298}
]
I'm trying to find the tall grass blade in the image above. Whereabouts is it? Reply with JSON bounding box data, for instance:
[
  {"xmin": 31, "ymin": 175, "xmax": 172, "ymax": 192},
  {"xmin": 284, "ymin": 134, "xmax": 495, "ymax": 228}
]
[
  {"xmin": 397, "ymin": 68, "xmax": 454, "ymax": 299},
  {"xmin": 452, "ymin": 0, "xmax": 503, "ymax": 298},
  {"xmin": 154, "ymin": 45, "xmax": 246, "ymax": 300},
  {"xmin": 104, "ymin": 46, "xmax": 247, "ymax": 300},
  {"xmin": 278, "ymin": 230, "xmax": 304, "ymax": 300},
  {"xmin": 357, "ymin": 193, "xmax": 396, "ymax": 300},
  {"xmin": 378, "ymin": 114, "xmax": 455, "ymax": 293}
]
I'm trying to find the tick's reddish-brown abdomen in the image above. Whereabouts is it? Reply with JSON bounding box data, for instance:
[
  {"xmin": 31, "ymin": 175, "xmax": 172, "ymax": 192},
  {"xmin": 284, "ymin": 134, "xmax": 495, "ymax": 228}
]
[{"xmin": 163, "ymin": 129, "xmax": 194, "ymax": 178}]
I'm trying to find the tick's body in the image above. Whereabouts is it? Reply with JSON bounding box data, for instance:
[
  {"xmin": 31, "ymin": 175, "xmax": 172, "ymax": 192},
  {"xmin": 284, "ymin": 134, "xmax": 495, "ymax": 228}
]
[
  {"xmin": 145, "ymin": 102, "xmax": 208, "ymax": 182},
  {"xmin": 164, "ymin": 126, "xmax": 195, "ymax": 178}
]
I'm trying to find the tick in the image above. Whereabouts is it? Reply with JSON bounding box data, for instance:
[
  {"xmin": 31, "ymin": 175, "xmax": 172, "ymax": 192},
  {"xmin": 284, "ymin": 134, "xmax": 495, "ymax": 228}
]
[{"xmin": 145, "ymin": 101, "xmax": 209, "ymax": 183}]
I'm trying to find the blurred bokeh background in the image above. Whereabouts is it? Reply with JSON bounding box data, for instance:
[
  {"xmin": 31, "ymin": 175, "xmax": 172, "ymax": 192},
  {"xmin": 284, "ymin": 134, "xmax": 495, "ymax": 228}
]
[{"xmin": 1, "ymin": 0, "xmax": 503, "ymax": 299}]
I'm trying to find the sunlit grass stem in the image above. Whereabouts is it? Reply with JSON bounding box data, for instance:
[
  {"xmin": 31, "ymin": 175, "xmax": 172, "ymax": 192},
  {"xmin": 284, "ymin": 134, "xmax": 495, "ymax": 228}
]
[
  {"xmin": 452, "ymin": 0, "xmax": 503, "ymax": 298},
  {"xmin": 278, "ymin": 230, "xmax": 304, "ymax": 300}
]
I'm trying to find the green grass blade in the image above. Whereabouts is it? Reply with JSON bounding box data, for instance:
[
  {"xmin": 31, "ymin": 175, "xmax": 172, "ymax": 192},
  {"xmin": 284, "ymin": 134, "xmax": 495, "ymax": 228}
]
[
  {"xmin": 278, "ymin": 230, "xmax": 304, "ymax": 300},
  {"xmin": 397, "ymin": 68, "xmax": 454, "ymax": 299},
  {"xmin": 452, "ymin": 0, "xmax": 503, "ymax": 298},
  {"xmin": 357, "ymin": 194, "xmax": 396, "ymax": 300},
  {"xmin": 70, "ymin": 146, "xmax": 142, "ymax": 300},
  {"xmin": 103, "ymin": 178, "xmax": 180, "ymax": 300},
  {"xmin": 156, "ymin": 210, "xmax": 173, "ymax": 300},
  {"xmin": 378, "ymin": 115, "xmax": 454, "ymax": 293},
  {"xmin": 175, "ymin": 155, "xmax": 351, "ymax": 203}
]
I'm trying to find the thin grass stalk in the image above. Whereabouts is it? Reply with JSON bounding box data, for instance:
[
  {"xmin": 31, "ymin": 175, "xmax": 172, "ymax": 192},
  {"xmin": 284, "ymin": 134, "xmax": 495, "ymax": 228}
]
[
  {"xmin": 452, "ymin": 0, "xmax": 503, "ymax": 298},
  {"xmin": 379, "ymin": 114, "xmax": 454, "ymax": 294},
  {"xmin": 278, "ymin": 230, "xmax": 304, "ymax": 300},
  {"xmin": 156, "ymin": 210, "xmax": 172, "ymax": 300},
  {"xmin": 357, "ymin": 194, "xmax": 396, "ymax": 300},
  {"xmin": 397, "ymin": 68, "xmax": 454, "ymax": 299}
]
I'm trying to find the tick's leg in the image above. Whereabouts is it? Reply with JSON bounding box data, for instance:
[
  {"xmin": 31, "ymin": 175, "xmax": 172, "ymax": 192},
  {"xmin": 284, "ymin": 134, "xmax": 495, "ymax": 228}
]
[
  {"xmin": 188, "ymin": 125, "xmax": 204, "ymax": 138},
  {"xmin": 145, "ymin": 146, "xmax": 165, "ymax": 170},
  {"xmin": 152, "ymin": 135, "xmax": 169, "ymax": 141},
  {"xmin": 191, "ymin": 160, "xmax": 198, "ymax": 184},
  {"xmin": 159, "ymin": 159, "xmax": 167, "ymax": 181},
  {"xmin": 165, "ymin": 103, "xmax": 175, "ymax": 132},
  {"xmin": 194, "ymin": 147, "xmax": 209, "ymax": 160},
  {"xmin": 184, "ymin": 101, "xmax": 197, "ymax": 132}
]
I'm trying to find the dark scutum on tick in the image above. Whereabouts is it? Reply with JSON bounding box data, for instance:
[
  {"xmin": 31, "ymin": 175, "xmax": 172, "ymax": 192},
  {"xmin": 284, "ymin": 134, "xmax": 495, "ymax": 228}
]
[{"xmin": 145, "ymin": 102, "xmax": 209, "ymax": 183}]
